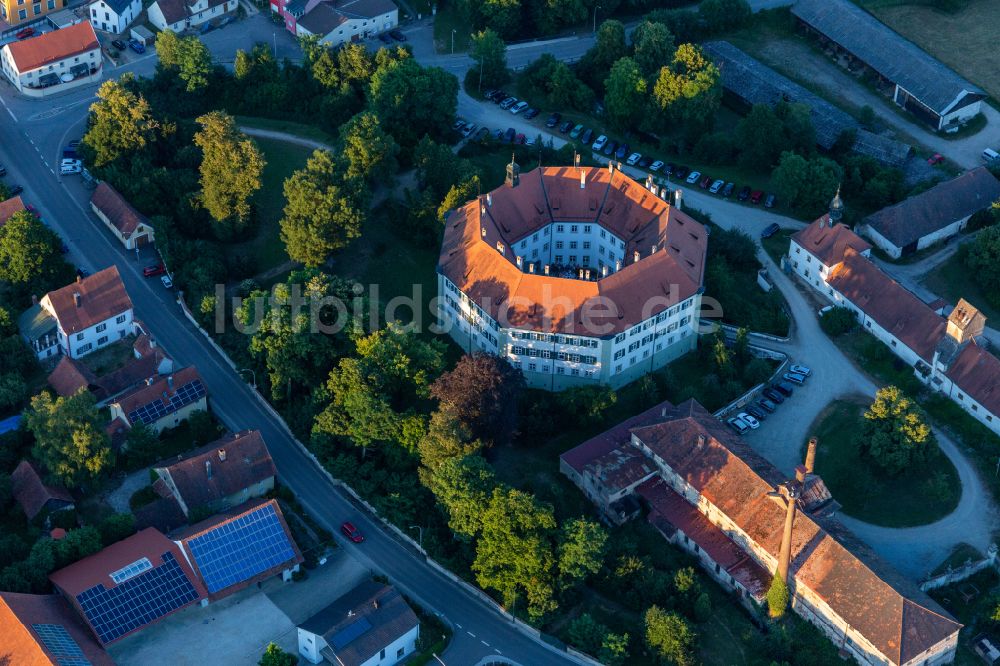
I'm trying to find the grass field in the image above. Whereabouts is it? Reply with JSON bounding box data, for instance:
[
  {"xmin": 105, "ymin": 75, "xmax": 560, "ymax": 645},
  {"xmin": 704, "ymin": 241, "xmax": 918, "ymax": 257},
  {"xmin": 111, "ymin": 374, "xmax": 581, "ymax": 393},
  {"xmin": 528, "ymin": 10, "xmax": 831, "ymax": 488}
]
[
  {"xmin": 860, "ymin": 0, "xmax": 1000, "ymax": 100},
  {"xmin": 432, "ymin": 0, "xmax": 471, "ymax": 53},
  {"xmin": 922, "ymin": 251, "xmax": 1000, "ymax": 322},
  {"xmin": 805, "ymin": 398, "xmax": 961, "ymax": 526},
  {"xmin": 235, "ymin": 115, "xmax": 336, "ymax": 146}
]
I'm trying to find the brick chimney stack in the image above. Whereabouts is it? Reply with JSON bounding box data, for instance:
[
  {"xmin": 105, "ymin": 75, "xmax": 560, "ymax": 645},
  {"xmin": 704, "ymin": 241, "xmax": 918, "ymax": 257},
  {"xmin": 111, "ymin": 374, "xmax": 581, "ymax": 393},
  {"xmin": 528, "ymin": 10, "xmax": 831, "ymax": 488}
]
[
  {"xmin": 805, "ymin": 437, "xmax": 818, "ymax": 474},
  {"xmin": 776, "ymin": 482, "xmax": 800, "ymax": 584}
]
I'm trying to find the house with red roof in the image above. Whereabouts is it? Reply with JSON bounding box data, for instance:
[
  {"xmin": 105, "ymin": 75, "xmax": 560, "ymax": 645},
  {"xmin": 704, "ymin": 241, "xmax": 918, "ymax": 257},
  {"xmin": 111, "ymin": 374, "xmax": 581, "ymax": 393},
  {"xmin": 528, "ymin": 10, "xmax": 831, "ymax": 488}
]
[
  {"xmin": 11, "ymin": 460, "xmax": 75, "ymax": 523},
  {"xmin": 90, "ymin": 182, "xmax": 155, "ymax": 250},
  {"xmin": 0, "ymin": 194, "xmax": 26, "ymax": 225},
  {"xmin": 274, "ymin": 0, "xmax": 397, "ymax": 46},
  {"xmin": 0, "ymin": 22, "xmax": 101, "ymax": 97},
  {"xmin": 107, "ymin": 365, "xmax": 207, "ymax": 435},
  {"xmin": 0, "ymin": 591, "xmax": 114, "ymax": 665}
]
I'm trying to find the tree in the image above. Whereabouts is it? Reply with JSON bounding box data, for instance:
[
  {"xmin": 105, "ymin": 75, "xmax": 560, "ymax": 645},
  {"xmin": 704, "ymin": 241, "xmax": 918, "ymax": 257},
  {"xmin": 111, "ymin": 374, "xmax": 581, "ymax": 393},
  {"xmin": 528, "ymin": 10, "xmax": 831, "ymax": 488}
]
[
  {"xmin": 531, "ymin": 0, "xmax": 587, "ymax": 34},
  {"xmin": 600, "ymin": 631, "xmax": 630, "ymax": 666},
  {"xmin": 567, "ymin": 613, "xmax": 610, "ymax": 655},
  {"xmin": 473, "ymin": 486, "xmax": 558, "ymax": 620},
  {"xmin": 776, "ymin": 101, "xmax": 816, "ymax": 156},
  {"xmin": 429, "ymin": 352, "xmax": 524, "ymax": 445},
  {"xmin": 438, "ymin": 176, "xmax": 482, "ymax": 223},
  {"xmin": 23, "ymin": 391, "xmax": 114, "ymax": 488},
  {"xmin": 469, "ymin": 29, "xmax": 509, "ymax": 89},
  {"xmin": 698, "ymin": 0, "xmax": 751, "ymax": 33},
  {"xmin": 417, "ymin": 407, "xmax": 484, "ymax": 471},
  {"xmin": 340, "ymin": 111, "xmax": 399, "ymax": 186},
  {"xmin": 280, "ymin": 150, "xmax": 363, "ymax": 267},
  {"xmin": 650, "ymin": 43, "xmax": 721, "ymax": 137},
  {"xmin": 124, "ymin": 422, "xmax": 159, "ymax": 465},
  {"xmin": 423, "ymin": 453, "xmax": 496, "ymax": 538},
  {"xmin": 477, "ymin": 0, "xmax": 522, "ymax": 37},
  {"xmin": 632, "ymin": 20, "xmax": 675, "ymax": 79},
  {"xmin": 159, "ymin": 34, "xmax": 211, "ymax": 92},
  {"xmin": 98, "ymin": 513, "xmax": 136, "ymax": 546},
  {"xmin": 964, "ymin": 226, "xmax": 1000, "ymax": 309},
  {"xmin": 558, "ymin": 518, "xmax": 608, "ymax": 587},
  {"xmin": 771, "ymin": 151, "xmax": 842, "ymax": 218},
  {"xmin": 819, "ymin": 306, "xmax": 857, "ymax": 337},
  {"xmin": 258, "ymin": 642, "xmax": 297, "ymax": 666},
  {"xmin": 736, "ymin": 104, "xmax": 788, "ymax": 170},
  {"xmin": 766, "ymin": 575, "xmax": 789, "ymax": 618},
  {"xmin": 82, "ymin": 77, "xmax": 162, "ymax": 167},
  {"xmin": 522, "ymin": 54, "xmax": 594, "ymax": 111},
  {"xmin": 368, "ymin": 58, "xmax": 458, "ymax": 148},
  {"xmin": 860, "ymin": 385, "xmax": 936, "ymax": 475},
  {"xmin": 645, "ymin": 605, "xmax": 696, "ymax": 666},
  {"xmin": 604, "ymin": 57, "xmax": 647, "ymax": 130},
  {"xmin": 0, "ymin": 210, "xmax": 72, "ymax": 296},
  {"xmin": 193, "ymin": 111, "xmax": 266, "ymax": 235}
]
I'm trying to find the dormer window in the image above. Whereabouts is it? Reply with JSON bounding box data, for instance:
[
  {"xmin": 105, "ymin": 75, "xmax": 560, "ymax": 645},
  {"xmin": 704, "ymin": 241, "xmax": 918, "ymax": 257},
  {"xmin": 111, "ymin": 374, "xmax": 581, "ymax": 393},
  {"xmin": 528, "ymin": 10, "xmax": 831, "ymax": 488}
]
[{"xmin": 496, "ymin": 242, "xmax": 505, "ymax": 255}]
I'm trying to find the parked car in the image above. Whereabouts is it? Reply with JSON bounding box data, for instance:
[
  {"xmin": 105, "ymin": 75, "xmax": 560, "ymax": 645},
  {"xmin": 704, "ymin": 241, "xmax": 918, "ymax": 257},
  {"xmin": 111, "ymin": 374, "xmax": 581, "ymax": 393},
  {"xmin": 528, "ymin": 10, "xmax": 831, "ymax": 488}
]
[
  {"xmin": 60, "ymin": 163, "xmax": 81, "ymax": 175},
  {"xmin": 783, "ymin": 372, "xmax": 807, "ymax": 385},
  {"xmin": 570, "ymin": 124, "xmax": 584, "ymax": 138},
  {"xmin": 499, "ymin": 97, "xmax": 518, "ymax": 110},
  {"xmin": 474, "ymin": 127, "xmax": 490, "ymax": 141},
  {"xmin": 737, "ymin": 412, "xmax": 760, "ymax": 429},
  {"xmin": 638, "ymin": 156, "xmax": 651, "ymax": 168},
  {"xmin": 757, "ymin": 398, "xmax": 777, "ymax": 413},
  {"xmin": 664, "ymin": 163, "xmax": 676, "ymax": 176},
  {"xmin": 737, "ymin": 185, "xmax": 751, "ymax": 201},
  {"xmin": 615, "ymin": 143, "xmax": 629, "ymax": 160},
  {"xmin": 745, "ymin": 405, "xmax": 766, "ymax": 421},
  {"xmin": 649, "ymin": 160, "xmax": 664, "ymax": 172},
  {"xmin": 340, "ymin": 521, "xmax": 364, "ymax": 543},
  {"xmin": 765, "ymin": 193, "xmax": 776, "ymax": 208},
  {"xmin": 63, "ymin": 148, "xmax": 77, "ymax": 159},
  {"xmin": 490, "ymin": 91, "xmax": 508, "ymax": 103},
  {"xmin": 461, "ymin": 123, "xmax": 477, "ymax": 137},
  {"xmin": 503, "ymin": 127, "xmax": 516, "ymax": 143},
  {"xmin": 143, "ymin": 263, "xmax": 167, "ymax": 277},
  {"xmin": 789, "ymin": 364, "xmax": 812, "ymax": 377},
  {"xmin": 510, "ymin": 101, "xmax": 528, "ymax": 114},
  {"xmin": 602, "ymin": 140, "xmax": 617, "ymax": 157},
  {"xmin": 750, "ymin": 190, "xmax": 764, "ymax": 204},
  {"xmin": 545, "ymin": 112, "xmax": 561, "ymax": 128},
  {"xmin": 626, "ymin": 152, "xmax": 642, "ymax": 166},
  {"xmin": 559, "ymin": 120, "xmax": 573, "ymax": 133},
  {"xmin": 160, "ymin": 274, "xmax": 173, "ymax": 289},
  {"xmin": 592, "ymin": 135, "xmax": 608, "ymax": 151},
  {"xmin": 698, "ymin": 175, "xmax": 712, "ymax": 189},
  {"xmin": 491, "ymin": 128, "xmax": 503, "ymax": 141},
  {"xmin": 378, "ymin": 32, "xmax": 392, "ymax": 43},
  {"xmin": 580, "ymin": 128, "xmax": 593, "ymax": 145},
  {"xmin": 483, "ymin": 88, "xmax": 496, "ymax": 99},
  {"xmin": 762, "ymin": 387, "xmax": 785, "ymax": 403},
  {"xmin": 15, "ymin": 27, "xmax": 35, "ymax": 40},
  {"xmin": 112, "ymin": 39, "xmax": 127, "ymax": 51},
  {"xmin": 524, "ymin": 108, "xmax": 539, "ymax": 119},
  {"xmin": 773, "ymin": 381, "xmax": 794, "ymax": 396},
  {"xmin": 515, "ymin": 133, "xmax": 526, "ymax": 144},
  {"xmin": 8, "ymin": 184, "xmax": 23, "ymax": 196},
  {"xmin": 452, "ymin": 119, "xmax": 467, "ymax": 132},
  {"xmin": 761, "ymin": 223, "xmax": 780, "ymax": 239},
  {"xmin": 722, "ymin": 182, "xmax": 735, "ymax": 197},
  {"xmin": 927, "ymin": 153, "xmax": 944, "ymax": 165},
  {"xmin": 709, "ymin": 179, "xmax": 725, "ymax": 193},
  {"xmin": 727, "ymin": 416, "xmax": 751, "ymax": 434},
  {"xmin": 685, "ymin": 170, "xmax": 701, "ymax": 184},
  {"xmin": 389, "ymin": 29, "xmax": 407, "ymax": 41},
  {"xmin": 128, "ymin": 39, "xmax": 145, "ymax": 54}
]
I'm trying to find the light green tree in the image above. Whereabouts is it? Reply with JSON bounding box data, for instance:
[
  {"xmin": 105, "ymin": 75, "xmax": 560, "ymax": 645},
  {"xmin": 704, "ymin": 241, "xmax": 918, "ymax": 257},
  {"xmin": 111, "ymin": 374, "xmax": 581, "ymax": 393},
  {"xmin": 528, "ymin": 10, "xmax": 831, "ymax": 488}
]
[
  {"xmin": 82, "ymin": 76, "xmax": 162, "ymax": 167},
  {"xmin": 339, "ymin": 112, "xmax": 399, "ymax": 186},
  {"xmin": 0, "ymin": 210, "xmax": 72, "ymax": 294},
  {"xmin": 860, "ymin": 385, "xmax": 936, "ymax": 475},
  {"xmin": 558, "ymin": 518, "xmax": 608, "ymax": 587},
  {"xmin": 644, "ymin": 605, "xmax": 696, "ymax": 666},
  {"xmin": 604, "ymin": 57, "xmax": 647, "ymax": 131},
  {"xmin": 422, "ymin": 453, "xmax": 496, "ymax": 538},
  {"xmin": 193, "ymin": 111, "xmax": 266, "ymax": 235},
  {"xmin": 469, "ymin": 29, "xmax": 508, "ymax": 89},
  {"xmin": 23, "ymin": 391, "xmax": 114, "ymax": 488}
]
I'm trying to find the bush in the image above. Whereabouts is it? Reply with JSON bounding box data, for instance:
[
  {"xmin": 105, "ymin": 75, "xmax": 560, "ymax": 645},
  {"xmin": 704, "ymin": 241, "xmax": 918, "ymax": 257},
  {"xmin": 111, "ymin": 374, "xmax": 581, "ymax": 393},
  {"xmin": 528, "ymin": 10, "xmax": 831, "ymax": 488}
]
[
  {"xmin": 128, "ymin": 485, "xmax": 158, "ymax": 511},
  {"xmin": 819, "ymin": 306, "xmax": 857, "ymax": 337},
  {"xmin": 767, "ymin": 575, "xmax": 789, "ymax": 618}
]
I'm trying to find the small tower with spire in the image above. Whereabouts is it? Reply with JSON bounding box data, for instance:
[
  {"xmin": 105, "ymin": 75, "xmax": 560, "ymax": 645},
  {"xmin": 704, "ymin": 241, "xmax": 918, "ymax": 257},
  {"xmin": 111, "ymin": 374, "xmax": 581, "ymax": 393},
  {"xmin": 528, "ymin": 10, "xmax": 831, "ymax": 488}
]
[
  {"xmin": 505, "ymin": 153, "xmax": 520, "ymax": 188},
  {"xmin": 827, "ymin": 185, "xmax": 844, "ymax": 225}
]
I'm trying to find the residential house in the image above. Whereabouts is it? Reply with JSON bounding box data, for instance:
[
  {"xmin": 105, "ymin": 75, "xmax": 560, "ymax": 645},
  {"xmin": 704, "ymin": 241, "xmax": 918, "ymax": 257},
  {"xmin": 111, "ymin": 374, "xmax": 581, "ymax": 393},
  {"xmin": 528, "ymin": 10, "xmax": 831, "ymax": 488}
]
[
  {"xmin": 792, "ymin": 0, "xmax": 984, "ymax": 130},
  {"xmin": 562, "ymin": 399, "xmax": 962, "ymax": 666},
  {"xmin": 148, "ymin": 0, "xmax": 237, "ymax": 32},
  {"xmin": 0, "ymin": 194, "xmax": 26, "ymax": 225},
  {"xmin": 276, "ymin": 0, "xmax": 397, "ymax": 47},
  {"xmin": 88, "ymin": 0, "xmax": 141, "ymax": 34},
  {"xmin": 171, "ymin": 499, "xmax": 303, "ymax": 600},
  {"xmin": 50, "ymin": 527, "xmax": 207, "ymax": 645},
  {"xmin": 0, "ymin": 0, "xmax": 66, "ymax": 26},
  {"xmin": 108, "ymin": 365, "xmax": 207, "ymax": 435},
  {"xmin": 90, "ymin": 181, "xmax": 155, "ymax": 249},
  {"xmin": 11, "ymin": 460, "xmax": 75, "ymax": 523},
  {"xmin": 860, "ymin": 167, "xmax": 1000, "ymax": 258},
  {"xmin": 0, "ymin": 22, "xmax": 101, "ymax": 97},
  {"xmin": 152, "ymin": 430, "xmax": 277, "ymax": 517},
  {"xmin": 0, "ymin": 591, "xmax": 114, "ymax": 665},
  {"xmin": 297, "ymin": 580, "xmax": 419, "ymax": 666}
]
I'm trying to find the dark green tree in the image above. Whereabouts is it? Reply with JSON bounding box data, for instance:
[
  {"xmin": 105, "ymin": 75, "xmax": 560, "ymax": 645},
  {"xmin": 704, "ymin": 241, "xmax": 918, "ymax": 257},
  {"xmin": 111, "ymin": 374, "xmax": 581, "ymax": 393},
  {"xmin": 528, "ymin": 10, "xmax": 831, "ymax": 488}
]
[
  {"xmin": 422, "ymin": 453, "xmax": 496, "ymax": 538},
  {"xmin": 258, "ymin": 642, "xmax": 297, "ymax": 666},
  {"xmin": 645, "ymin": 605, "xmax": 696, "ymax": 666},
  {"xmin": 0, "ymin": 210, "xmax": 73, "ymax": 298},
  {"xmin": 736, "ymin": 104, "xmax": 788, "ymax": 170},
  {"xmin": 429, "ymin": 352, "xmax": 524, "ymax": 446},
  {"xmin": 469, "ymin": 29, "xmax": 509, "ymax": 90},
  {"xmin": 604, "ymin": 57, "xmax": 647, "ymax": 131},
  {"xmin": 368, "ymin": 58, "xmax": 458, "ymax": 148},
  {"xmin": 632, "ymin": 20, "xmax": 675, "ymax": 79},
  {"xmin": 965, "ymin": 226, "xmax": 1000, "ymax": 308}
]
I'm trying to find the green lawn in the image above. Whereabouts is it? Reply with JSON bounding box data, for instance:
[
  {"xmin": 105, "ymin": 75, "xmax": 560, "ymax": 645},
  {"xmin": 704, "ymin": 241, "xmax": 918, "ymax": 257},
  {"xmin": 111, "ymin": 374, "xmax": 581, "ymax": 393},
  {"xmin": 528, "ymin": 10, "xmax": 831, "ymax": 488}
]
[
  {"xmin": 235, "ymin": 115, "xmax": 336, "ymax": 146},
  {"xmin": 432, "ymin": 1, "xmax": 471, "ymax": 53},
  {"xmin": 804, "ymin": 399, "xmax": 960, "ymax": 527},
  {"xmin": 928, "ymin": 568, "xmax": 1000, "ymax": 666},
  {"xmin": 761, "ymin": 228, "xmax": 794, "ymax": 265},
  {"xmin": 922, "ymin": 251, "xmax": 1000, "ymax": 323}
]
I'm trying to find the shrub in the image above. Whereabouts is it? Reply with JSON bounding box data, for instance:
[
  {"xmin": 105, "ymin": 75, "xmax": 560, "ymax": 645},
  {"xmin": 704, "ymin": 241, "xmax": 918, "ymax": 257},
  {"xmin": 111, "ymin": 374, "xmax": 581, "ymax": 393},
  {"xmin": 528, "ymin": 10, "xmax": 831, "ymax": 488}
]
[
  {"xmin": 767, "ymin": 575, "xmax": 789, "ymax": 618},
  {"xmin": 819, "ymin": 306, "xmax": 857, "ymax": 337},
  {"xmin": 128, "ymin": 485, "xmax": 158, "ymax": 511}
]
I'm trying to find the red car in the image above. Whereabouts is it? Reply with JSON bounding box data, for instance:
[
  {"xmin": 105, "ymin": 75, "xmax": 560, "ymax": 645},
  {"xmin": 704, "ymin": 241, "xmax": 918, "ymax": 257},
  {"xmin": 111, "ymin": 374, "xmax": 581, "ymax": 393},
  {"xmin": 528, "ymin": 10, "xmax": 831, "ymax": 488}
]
[
  {"xmin": 698, "ymin": 175, "xmax": 712, "ymax": 189},
  {"xmin": 927, "ymin": 153, "xmax": 944, "ymax": 165},
  {"xmin": 15, "ymin": 27, "xmax": 35, "ymax": 40},
  {"xmin": 515, "ymin": 133, "xmax": 526, "ymax": 144},
  {"xmin": 143, "ymin": 263, "xmax": 166, "ymax": 277},
  {"xmin": 750, "ymin": 190, "xmax": 764, "ymax": 204},
  {"xmin": 341, "ymin": 521, "xmax": 364, "ymax": 543}
]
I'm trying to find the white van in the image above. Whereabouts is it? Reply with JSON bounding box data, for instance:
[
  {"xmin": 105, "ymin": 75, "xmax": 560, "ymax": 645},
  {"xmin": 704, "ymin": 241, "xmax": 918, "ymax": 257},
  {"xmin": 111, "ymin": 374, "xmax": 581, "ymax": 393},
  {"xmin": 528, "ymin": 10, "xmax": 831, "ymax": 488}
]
[{"xmin": 983, "ymin": 148, "xmax": 1000, "ymax": 163}]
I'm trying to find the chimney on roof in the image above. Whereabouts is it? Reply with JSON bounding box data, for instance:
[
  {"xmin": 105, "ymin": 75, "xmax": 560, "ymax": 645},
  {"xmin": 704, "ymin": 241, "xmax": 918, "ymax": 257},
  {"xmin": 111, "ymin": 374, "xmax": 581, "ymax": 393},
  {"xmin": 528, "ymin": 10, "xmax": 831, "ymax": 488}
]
[
  {"xmin": 585, "ymin": 270, "xmax": 591, "ymax": 280},
  {"xmin": 205, "ymin": 460, "xmax": 212, "ymax": 479},
  {"xmin": 696, "ymin": 434, "xmax": 706, "ymax": 448},
  {"xmin": 373, "ymin": 598, "xmax": 380, "ymax": 610},
  {"xmin": 544, "ymin": 265, "xmax": 550, "ymax": 275},
  {"xmin": 76, "ymin": 274, "xmax": 82, "ymax": 284},
  {"xmin": 516, "ymin": 256, "xmax": 523, "ymax": 269},
  {"xmin": 633, "ymin": 250, "xmax": 640, "ymax": 264},
  {"xmin": 505, "ymin": 155, "xmax": 520, "ymax": 188},
  {"xmin": 661, "ymin": 406, "xmax": 668, "ymax": 418},
  {"xmin": 775, "ymin": 483, "xmax": 800, "ymax": 585},
  {"xmin": 73, "ymin": 292, "xmax": 81, "ymax": 307},
  {"xmin": 31, "ymin": 294, "xmax": 38, "ymax": 305},
  {"xmin": 795, "ymin": 465, "xmax": 807, "ymax": 483},
  {"xmin": 580, "ymin": 169, "xmax": 586, "ymax": 190},
  {"xmin": 167, "ymin": 375, "xmax": 174, "ymax": 391},
  {"xmin": 651, "ymin": 244, "xmax": 657, "ymax": 255},
  {"xmin": 218, "ymin": 448, "xmax": 227, "ymax": 462},
  {"xmin": 602, "ymin": 265, "xmax": 608, "ymax": 278},
  {"xmin": 674, "ymin": 189, "xmax": 683, "ymax": 211},
  {"xmin": 481, "ymin": 226, "xmax": 487, "ymax": 238},
  {"xmin": 615, "ymin": 260, "xmax": 621, "ymax": 272},
  {"xmin": 528, "ymin": 263, "xmax": 535, "ymax": 274},
  {"xmin": 805, "ymin": 437, "xmax": 817, "ymax": 474},
  {"xmin": 347, "ymin": 610, "xmax": 355, "ymax": 618},
  {"xmin": 486, "ymin": 192, "xmax": 492, "ymax": 207}
]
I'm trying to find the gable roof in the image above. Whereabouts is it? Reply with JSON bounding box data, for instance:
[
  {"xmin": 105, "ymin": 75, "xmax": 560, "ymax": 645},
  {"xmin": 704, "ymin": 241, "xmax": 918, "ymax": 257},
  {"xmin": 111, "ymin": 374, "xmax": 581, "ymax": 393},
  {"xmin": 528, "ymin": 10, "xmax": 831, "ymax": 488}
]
[
  {"xmin": 0, "ymin": 592, "xmax": 114, "ymax": 665},
  {"xmin": 629, "ymin": 399, "xmax": 961, "ymax": 664},
  {"xmin": 827, "ymin": 249, "xmax": 946, "ymax": 361},
  {"xmin": 561, "ymin": 399, "xmax": 673, "ymax": 474},
  {"xmin": 11, "ymin": 461, "xmax": 74, "ymax": 521},
  {"xmin": 4, "ymin": 22, "xmax": 99, "ymax": 72},
  {"xmin": 335, "ymin": 0, "xmax": 396, "ymax": 18},
  {"xmin": 49, "ymin": 528, "xmax": 207, "ymax": 645},
  {"xmin": 945, "ymin": 340, "xmax": 1000, "ymax": 417},
  {"xmin": 863, "ymin": 167, "xmax": 1000, "ymax": 249},
  {"xmin": 96, "ymin": 0, "xmax": 137, "ymax": 16},
  {"xmin": 300, "ymin": 581, "xmax": 419, "ymax": 666},
  {"xmin": 0, "ymin": 195, "xmax": 26, "ymax": 225},
  {"xmin": 47, "ymin": 356, "xmax": 99, "ymax": 398},
  {"xmin": 91, "ymin": 182, "xmax": 150, "ymax": 238},
  {"xmin": 791, "ymin": 0, "xmax": 983, "ymax": 115},
  {"xmin": 791, "ymin": 216, "xmax": 871, "ymax": 267},
  {"xmin": 297, "ymin": 2, "xmax": 348, "ymax": 33},
  {"xmin": 156, "ymin": 430, "xmax": 276, "ymax": 513},
  {"xmin": 152, "ymin": 0, "xmax": 188, "ymax": 22},
  {"xmin": 112, "ymin": 365, "xmax": 205, "ymax": 426},
  {"xmin": 43, "ymin": 266, "xmax": 132, "ymax": 335}
]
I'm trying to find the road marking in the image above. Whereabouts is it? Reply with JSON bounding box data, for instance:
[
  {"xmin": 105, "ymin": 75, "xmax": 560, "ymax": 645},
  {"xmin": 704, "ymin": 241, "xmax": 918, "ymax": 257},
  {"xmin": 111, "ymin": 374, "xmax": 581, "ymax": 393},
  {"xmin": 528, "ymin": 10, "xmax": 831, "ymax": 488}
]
[
  {"xmin": 467, "ymin": 631, "xmax": 476, "ymax": 638},
  {"xmin": 455, "ymin": 623, "xmax": 462, "ymax": 629},
  {"xmin": 481, "ymin": 640, "xmax": 490, "ymax": 647},
  {"xmin": 494, "ymin": 649, "xmax": 502, "ymax": 654}
]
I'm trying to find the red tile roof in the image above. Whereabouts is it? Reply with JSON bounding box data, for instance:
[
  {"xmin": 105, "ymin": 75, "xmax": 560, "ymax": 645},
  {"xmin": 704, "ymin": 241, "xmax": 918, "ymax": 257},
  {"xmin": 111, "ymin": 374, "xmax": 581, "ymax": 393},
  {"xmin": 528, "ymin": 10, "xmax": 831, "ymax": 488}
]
[
  {"xmin": 11, "ymin": 461, "xmax": 74, "ymax": 521},
  {"xmin": 826, "ymin": 249, "xmax": 946, "ymax": 361},
  {"xmin": 90, "ymin": 182, "xmax": 150, "ymax": 237},
  {"xmin": 156, "ymin": 430, "xmax": 276, "ymax": 513},
  {"xmin": 561, "ymin": 400, "xmax": 674, "ymax": 473},
  {"xmin": 112, "ymin": 365, "xmax": 204, "ymax": 426},
  {"xmin": 0, "ymin": 195, "xmax": 26, "ymax": 225},
  {"xmin": 629, "ymin": 400, "xmax": 961, "ymax": 665},
  {"xmin": 5, "ymin": 22, "xmax": 99, "ymax": 72},
  {"xmin": 46, "ymin": 356, "xmax": 98, "ymax": 398},
  {"xmin": 0, "ymin": 592, "xmax": 114, "ymax": 665},
  {"xmin": 791, "ymin": 216, "xmax": 871, "ymax": 266},
  {"xmin": 946, "ymin": 340, "xmax": 1000, "ymax": 416},
  {"xmin": 439, "ymin": 166, "xmax": 707, "ymax": 336},
  {"xmin": 43, "ymin": 266, "xmax": 132, "ymax": 335}
]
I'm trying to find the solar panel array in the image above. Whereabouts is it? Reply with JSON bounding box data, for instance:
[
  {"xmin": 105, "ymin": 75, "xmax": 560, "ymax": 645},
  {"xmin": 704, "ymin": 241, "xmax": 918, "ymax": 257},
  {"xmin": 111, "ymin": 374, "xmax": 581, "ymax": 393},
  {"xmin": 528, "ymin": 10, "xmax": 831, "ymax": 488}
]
[
  {"xmin": 186, "ymin": 503, "xmax": 297, "ymax": 594},
  {"xmin": 31, "ymin": 623, "xmax": 92, "ymax": 666},
  {"xmin": 110, "ymin": 557, "xmax": 152, "ymax": 584},
  {"xmin": 330, "ymin": 616, "xmax": 373, "ymax": 650},
  {"xmin": 126, "ymin": 379, "xmax": 206, "ymax": 425},
  {"xmin": 75, "ymin": 552, "xmax": 200, "ymax": 644}
]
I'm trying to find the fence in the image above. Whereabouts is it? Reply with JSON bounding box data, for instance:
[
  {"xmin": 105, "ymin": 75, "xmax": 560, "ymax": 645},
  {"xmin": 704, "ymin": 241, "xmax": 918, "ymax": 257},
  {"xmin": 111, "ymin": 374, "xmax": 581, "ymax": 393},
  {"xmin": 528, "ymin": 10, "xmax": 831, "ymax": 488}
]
[{"xmin": 920, "ymin": 545, "xmax": 998, "ymax": 591}]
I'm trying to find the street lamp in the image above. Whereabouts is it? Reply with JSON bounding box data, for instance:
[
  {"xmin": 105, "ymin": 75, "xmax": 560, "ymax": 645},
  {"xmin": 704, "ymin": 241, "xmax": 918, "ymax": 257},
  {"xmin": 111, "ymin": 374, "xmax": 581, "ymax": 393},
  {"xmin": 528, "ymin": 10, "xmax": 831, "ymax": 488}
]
[
  {"xmin": 593, "ymin": 3, "xmax": 601, "ymax": 33},
  {"xmin": 409, "ymin": 525, "xmax": 424, "ymax": 548},
  {"xmin": 451, "ymin": 28, "xmax": 456, "ymax": 54},
  {"xmin": 238, "ymin": 368, "xmax": 257, "ymax": 389}
]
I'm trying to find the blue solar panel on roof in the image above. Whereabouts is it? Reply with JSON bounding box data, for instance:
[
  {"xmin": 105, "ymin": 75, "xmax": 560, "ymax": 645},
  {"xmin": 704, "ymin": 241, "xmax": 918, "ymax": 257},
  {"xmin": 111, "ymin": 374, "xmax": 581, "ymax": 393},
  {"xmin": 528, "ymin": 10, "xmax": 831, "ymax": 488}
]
[
  {"xmin": 186, "ymin": 503, "xmax": 297, "ymax": 594},
  {"xmin": 127, "ymin": 380, "xmax": 205, "ymax": 425},
  {"xmin": 75, "ymin": 552, "xmax": 199, "ymax": 644},
  {"xmin": 31, "ymin": 624, "xmax": 91, "ymax": 665},
  {"xmin": 330, "ymin": 616, "xmax": 373, "ymax": 650}
]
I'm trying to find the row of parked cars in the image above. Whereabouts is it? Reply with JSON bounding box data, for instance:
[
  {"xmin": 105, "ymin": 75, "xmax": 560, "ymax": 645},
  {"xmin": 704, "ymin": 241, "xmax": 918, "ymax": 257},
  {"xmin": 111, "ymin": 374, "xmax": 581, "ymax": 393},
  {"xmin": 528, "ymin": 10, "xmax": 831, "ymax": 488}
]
[
  {"xmin": 376, "ymin": 29, "xmax": 407, "ymax": 44},
  {"xmin": 727, "ymin": 364, "xmax": 811, "ymax": 435},
  {"xmin": 110, "ymin": 38, "xmax": 146, "ymax": 55}
]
